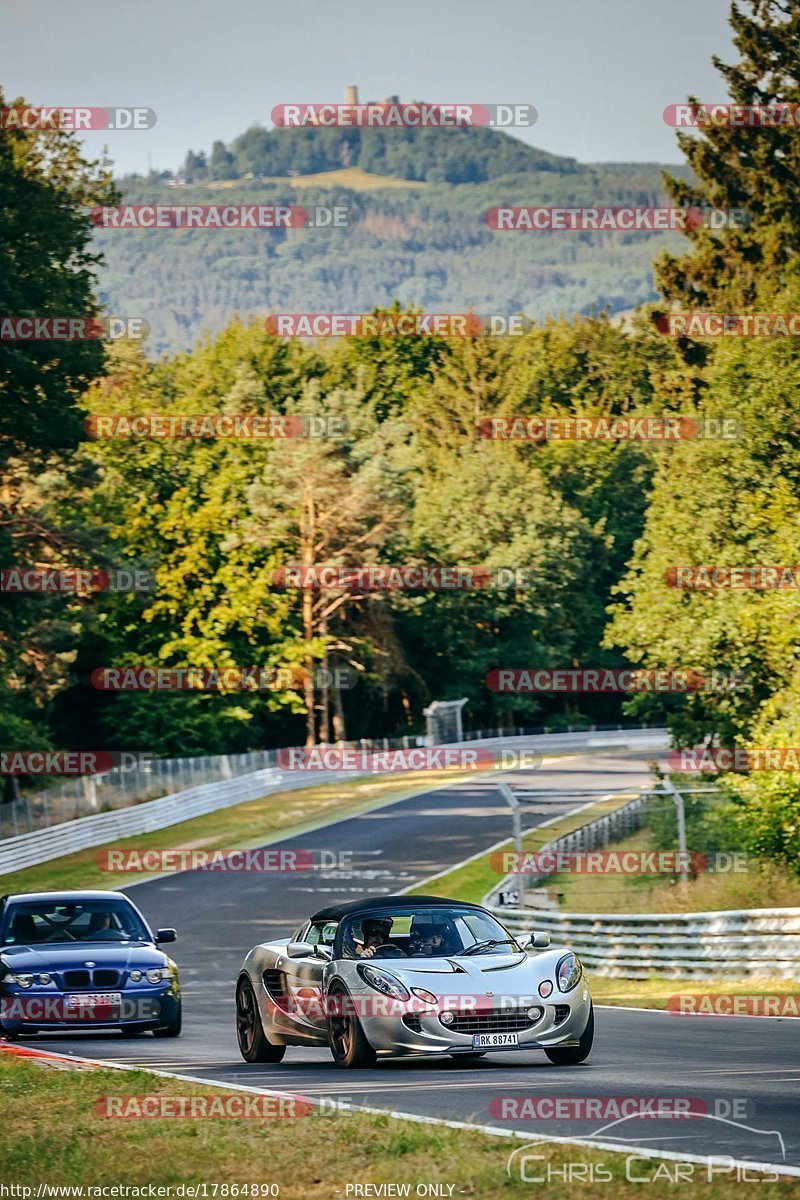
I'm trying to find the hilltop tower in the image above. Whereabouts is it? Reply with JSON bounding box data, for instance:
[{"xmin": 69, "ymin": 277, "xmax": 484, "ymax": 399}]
[{"xmin": 344, "ymin": 85, "xmax": 359, "ymax": 105}]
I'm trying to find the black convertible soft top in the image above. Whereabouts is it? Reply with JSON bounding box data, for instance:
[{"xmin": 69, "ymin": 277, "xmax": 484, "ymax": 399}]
[{"xmin": 310, "ymin": 894, "xmax": 485, "ymax": 922}]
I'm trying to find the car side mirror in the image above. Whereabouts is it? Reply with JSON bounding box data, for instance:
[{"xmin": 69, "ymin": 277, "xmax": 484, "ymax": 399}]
[
  {"xmin": 314, "ymin": 945, "xmax": 333, "ymax": 961},
  {"xmin": 528, "ymin": 931, "xmax": 551, "ymax": 949},
  {"xmin": 156, "ymin": 929, "xmax": 177, "ymax": 944},
  {"xmin": 286, "ymin": 941, "xmax": 315, "ymax": 959}
]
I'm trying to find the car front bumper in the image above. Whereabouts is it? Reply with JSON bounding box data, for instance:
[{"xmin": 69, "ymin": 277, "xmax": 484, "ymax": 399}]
[
  {"xmin": 0, "ymin": 986, "xmax": 180, "ymax": 1032},
  {"xmin": 359, "ymin": 986, "xmax": 593, "ymax": 1056}
]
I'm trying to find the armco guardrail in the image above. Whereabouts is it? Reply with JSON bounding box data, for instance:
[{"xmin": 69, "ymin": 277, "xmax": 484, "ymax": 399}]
[
  {"xmin": 484, "ymin": 789, "xmax": 656, "ymax": 908},
  {"xmin": 0, "ymin": 720, "xmax": 662, "ymax": 839},
  {"xmin": 483, "ymin": 779, "xmax": 800, "ymax": 979},
  {"xmin": 0, "ymin": 767, "xmax": 348, "ymax": 877},
  {"xmin": 488, "ymin": 904, "xmax": 800, "ymax": 980},
  {"xmin": 0, "ymin": 726, "xmax": 667, "ymax": 877}
]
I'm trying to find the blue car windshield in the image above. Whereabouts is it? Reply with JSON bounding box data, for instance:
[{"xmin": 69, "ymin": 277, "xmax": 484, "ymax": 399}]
[
  {"xmin": 339, "ymin": 906, "xmax": 519, "ymax": 959},
  {"xmin": 1, "ymin": 899, "xmax": 150, "ymax": 945}
]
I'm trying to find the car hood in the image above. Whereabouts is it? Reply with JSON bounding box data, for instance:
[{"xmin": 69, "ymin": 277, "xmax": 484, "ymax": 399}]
[
  {"xmin": 0, "ymin": 941, "xmax": 166, "ymax": 971},
  {"xmin": 374, "ymin": 950, "xmax": 562, "ymax": 995}
]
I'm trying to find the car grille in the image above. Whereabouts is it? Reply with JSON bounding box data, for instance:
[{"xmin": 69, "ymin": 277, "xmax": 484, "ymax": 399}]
[
  {"xmin": 62, "ymin": 969, "xmax": 120, "ymax": 990},
  {"xmin": 63, "ymin": 970, "xmax": 91, "ymax": 990},
  {"xmin": 94, "ymin": 969, "xmax": 120, "ymax": 988},
  {"xmin": 402, "ymin": 1014, "xmax": 423, "ymax": 1033},
  {"xmin": 440, "ymin": 1006, "xmax": 543, "ymax": 1035},
  {"xmin": 553, "ymin": 1005, "xmax": 570, "ymax": 1025}
]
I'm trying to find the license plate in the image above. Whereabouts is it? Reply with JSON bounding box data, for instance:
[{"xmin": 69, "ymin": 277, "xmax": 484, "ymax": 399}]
[
  {"xmin": 66, "ymin": 993, "xmax": 122, "ymax": 1008},
  {"xmin": 472, "ymin": 1032, "xmax": 519, "ymax": 1048}
]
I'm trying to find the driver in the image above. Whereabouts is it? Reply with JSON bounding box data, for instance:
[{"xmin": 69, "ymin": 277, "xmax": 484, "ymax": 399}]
[{"xmin": 356, "ymin": 917, "xmax": 393, "ymax": 958}]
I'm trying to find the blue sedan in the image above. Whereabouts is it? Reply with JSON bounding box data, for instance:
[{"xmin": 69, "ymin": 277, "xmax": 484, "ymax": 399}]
[{"xmin": 0, "ymin": 890, "xmax": 181, "ymax": 1038}]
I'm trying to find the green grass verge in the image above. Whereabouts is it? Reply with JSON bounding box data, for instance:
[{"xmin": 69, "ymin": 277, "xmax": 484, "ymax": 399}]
[
  {"xmin": 409, "ymin": 791, "xmax": 642, "ymax": 904},
  {"xmin": 589, "ymin": 974, "xmax": 800, "ymax": 1011},
  {"xmin": 0, "ymin": 770, "xmax": 478, "ymax": 896},
  {"xmin": 537, "ymin": 827, "xmax": 800, "ymax": 914},
  {"xmin": 1, "ymin": 1053, "xmax": 795, "ymax": 1194}
]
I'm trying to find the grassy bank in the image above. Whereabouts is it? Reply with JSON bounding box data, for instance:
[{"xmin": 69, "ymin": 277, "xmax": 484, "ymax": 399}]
[
  {"xmin": 589, "ymin": 975, "xmax": 800, "ymax": 1010},
  {"xmin": 408, "ymin": 791, "xmax": 641, "ymax": 904},
  {"xmin": 1, "ymin": 1052, "xmax": 794, "ymax": 1196}
]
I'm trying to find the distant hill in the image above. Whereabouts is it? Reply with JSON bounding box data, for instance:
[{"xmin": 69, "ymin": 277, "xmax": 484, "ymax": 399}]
[
  {"xmin": 169, "ymin": 120, "xmax": 583, "ymax": 187},
  {"xmin": 102, "ymin": 121, "xmax": 691, "ymax": 357}
]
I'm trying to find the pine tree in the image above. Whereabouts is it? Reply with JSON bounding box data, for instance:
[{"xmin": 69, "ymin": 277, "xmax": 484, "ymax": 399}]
[{"xmin": 656, "ymin": 0, "xmax": 800, "ymax": 309}]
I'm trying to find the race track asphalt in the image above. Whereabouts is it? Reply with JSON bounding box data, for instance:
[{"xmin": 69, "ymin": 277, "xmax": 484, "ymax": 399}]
[{"xmin": 22, "ymin": 748, "xmax": 800, "ymax": 1172}]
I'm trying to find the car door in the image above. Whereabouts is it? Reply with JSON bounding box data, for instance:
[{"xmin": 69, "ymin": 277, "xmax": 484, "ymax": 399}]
[{"xmin": 280, "ymin": 920, "xmax": 336, "ymax": 1040}]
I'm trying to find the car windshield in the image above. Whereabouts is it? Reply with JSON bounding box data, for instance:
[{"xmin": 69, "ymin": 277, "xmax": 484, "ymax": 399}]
[
  {"xmin": 339, "ymin": 906, "xmax": 520, "ymax": 959},
  {"xmin": 1, "ymin": 899, "xmax": 151, "ymax": 946}
]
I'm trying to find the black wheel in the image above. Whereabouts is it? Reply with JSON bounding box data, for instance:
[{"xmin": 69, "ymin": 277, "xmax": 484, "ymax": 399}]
[
  {"xmin": 327, "ymin": 984, "xmax": 376, "ymax": 1069},
  {"xmin": 545, "ymin": 1002, "xmax": 593, "ymax": 1065},
  {"xmin": 236, "ymin": 978, "xmax": 285, "ymax": 1063},
  {"xmin": 153, "ymin": 1002, "xmax": 182, "ymax": 1039}
]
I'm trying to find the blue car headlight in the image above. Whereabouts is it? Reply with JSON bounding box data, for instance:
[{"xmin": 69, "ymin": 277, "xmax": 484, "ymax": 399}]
[
  {"xmin": 556, "ymin": 952, "xmax": 583, "ymax": 993},
  {"xmin": 356, "ymin": 963, "xmax": 410, "ymax": 1001},
  {"xmin": 6, "ymin": 972, "xmax": 34, "ymax": 989}
]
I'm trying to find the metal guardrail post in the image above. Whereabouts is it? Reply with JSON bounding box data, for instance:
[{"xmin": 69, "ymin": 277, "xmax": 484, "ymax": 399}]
[
  {"xmin": 663, "ymin": 777, "xmax": 690, "ymax": 884},
  {"xmin": 497, "ymin": 781, "xmax": 525, "ymax": 902}
]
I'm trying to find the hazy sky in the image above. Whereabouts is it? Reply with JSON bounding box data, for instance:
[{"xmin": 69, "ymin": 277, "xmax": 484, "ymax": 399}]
[{"xmin": 3, "ymin": 0, "xmax": 735, "ymax": 176}]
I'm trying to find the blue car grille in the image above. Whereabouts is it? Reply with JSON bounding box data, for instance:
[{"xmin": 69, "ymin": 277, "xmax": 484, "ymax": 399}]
[{"xmin": 62, "ymin": 969, "xmax": 120, "ymax": 990}]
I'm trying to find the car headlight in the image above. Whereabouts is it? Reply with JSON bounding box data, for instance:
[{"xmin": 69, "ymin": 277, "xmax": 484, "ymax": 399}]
[
  {"xmin": 7, "ymin": 973, "xmax": 33, "ymax": 988},
  {"xmin": 556, "ymin": 952, "xmax": 582, "ymax": 992},
  {"xmin": 145, "ymin": 969, "xmax": 165, "ymax": 985},
  {"xmin": 36, "ymin": 973, "xmax": 52, "ymax": 985},
  {"xmin": 356, "ymin": 963, "xmax": 410, "ymax": 1001},
  {"xmin": 129, "ymin": 970, "xmax": 143, "ymax": 983}
]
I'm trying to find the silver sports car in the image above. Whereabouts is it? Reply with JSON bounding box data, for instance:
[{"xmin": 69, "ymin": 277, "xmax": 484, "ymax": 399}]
[{"xmin": 236, "ymin": 895, "xmax": 593, "ymax": 1068}]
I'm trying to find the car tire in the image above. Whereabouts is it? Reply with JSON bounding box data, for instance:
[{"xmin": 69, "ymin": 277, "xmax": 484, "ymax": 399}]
[
  {"xmin": 327, "ymin": 983, "xmax": 376, "ymax": 1069},
  {"xmin": 544, "ymin": 1001, "xmax": 593, "ymax": 1065},
  {"xmin": 153, "ymin": 1002, "xmax": 182, "ymax": 1039},
  {"xmin": 236, "ymin": 978, "xmax": 285, "ymax": 1063}
]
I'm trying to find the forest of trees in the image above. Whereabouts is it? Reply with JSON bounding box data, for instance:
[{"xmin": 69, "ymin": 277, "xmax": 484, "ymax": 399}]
[{"xmin": 2, "ymin": 0, "xmax": 800, "ymax": 872}]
